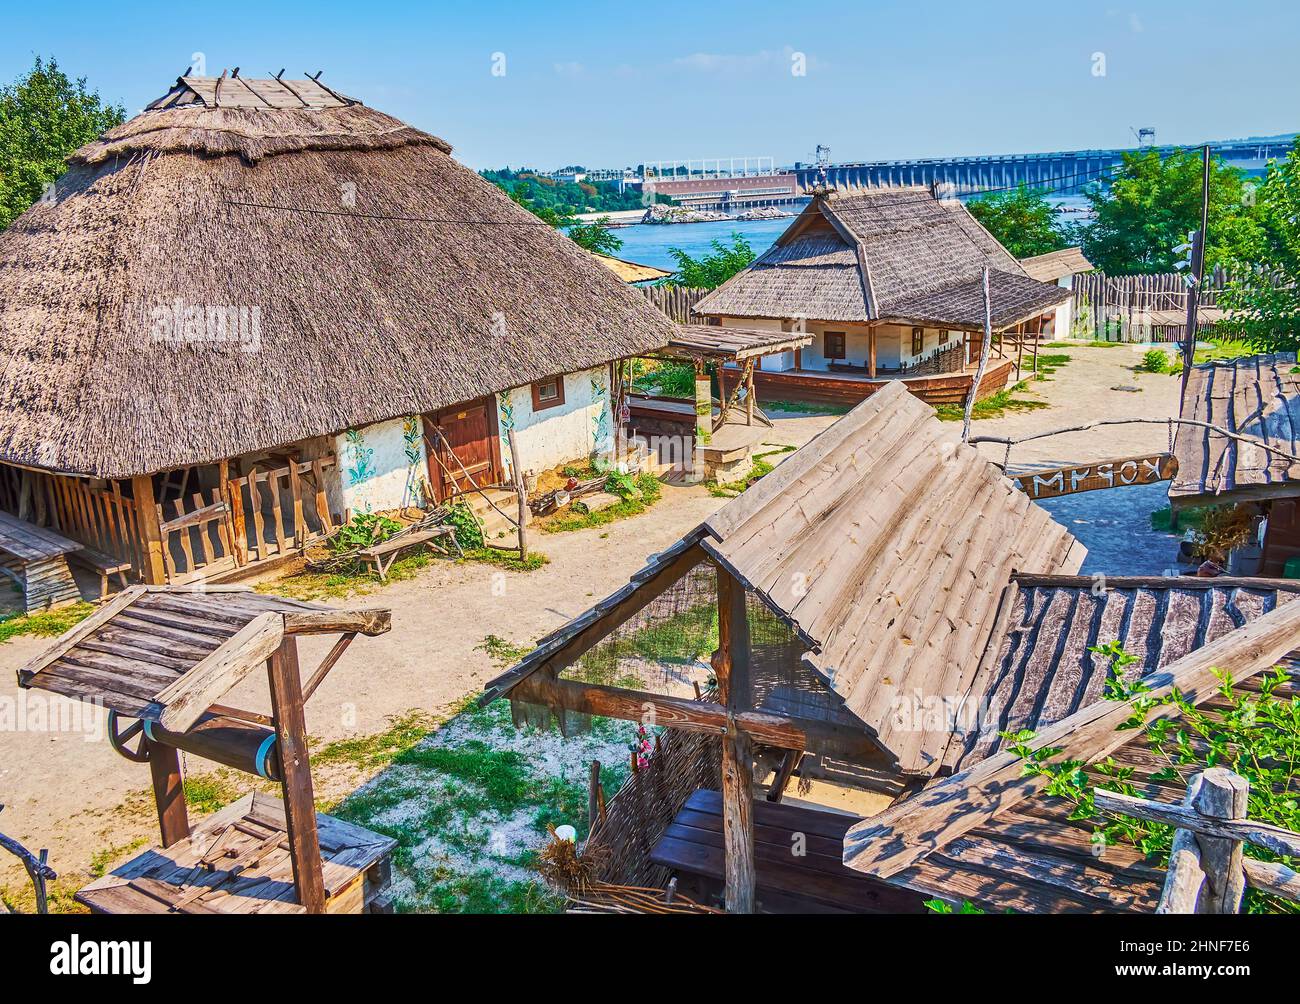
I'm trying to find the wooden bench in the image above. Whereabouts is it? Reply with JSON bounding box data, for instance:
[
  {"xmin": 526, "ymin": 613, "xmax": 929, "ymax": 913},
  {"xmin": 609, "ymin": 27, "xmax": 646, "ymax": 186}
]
[
  {"xmin": 69, "ymin": 546, "xmax": 132, "ymax": 602},
  {"xmin": 357, "ymin": 526, "xmax": 462, "ymax": 582},
  {"xmin": 649, "ymin": 788, "xmax": 926, "ymax": 914},
  {"xmin": 0, "ymin": 512, "xmax": 83, "ymax": 614}
]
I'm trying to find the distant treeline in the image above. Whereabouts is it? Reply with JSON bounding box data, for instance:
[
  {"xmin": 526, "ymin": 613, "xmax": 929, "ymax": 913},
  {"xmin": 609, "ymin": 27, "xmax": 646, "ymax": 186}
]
[{"xmin": 481, "ymin": 168, "xmax": 666, "ymax": 216}]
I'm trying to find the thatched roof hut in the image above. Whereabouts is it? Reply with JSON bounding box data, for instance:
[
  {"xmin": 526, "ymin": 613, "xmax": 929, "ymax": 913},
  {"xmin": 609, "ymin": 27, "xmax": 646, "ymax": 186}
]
[
  {"xmin": 694, "ymin": 187, "xmax": 1071, "ymax": 330},
  {"xmin": 0, "ymin": 73, "xmax": 676, "ymax": 480}
]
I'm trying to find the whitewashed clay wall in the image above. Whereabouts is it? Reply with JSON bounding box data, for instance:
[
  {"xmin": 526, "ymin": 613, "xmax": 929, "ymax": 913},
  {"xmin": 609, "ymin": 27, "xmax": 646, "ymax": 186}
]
[
  {"xmin": 718, "ymin": 316, "xmax": 963, "ymax": 372},
  {"xmin": 496, "ymin": 366, "xmax": 613, "ymax": 480},
  {"xmin": 330, "ymin": 416, "xmax": 427, "ymax": 518}
]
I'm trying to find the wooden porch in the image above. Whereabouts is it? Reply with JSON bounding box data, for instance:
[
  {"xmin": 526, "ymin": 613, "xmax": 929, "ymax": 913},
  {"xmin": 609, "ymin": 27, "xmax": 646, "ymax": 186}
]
[
  {"xmin": 0, "ymin": 450, "xmax": 340, "ymax": 592},
  {"xmin": 734, "ymin": 356, "xmax": 1018, "ymax": 407}
]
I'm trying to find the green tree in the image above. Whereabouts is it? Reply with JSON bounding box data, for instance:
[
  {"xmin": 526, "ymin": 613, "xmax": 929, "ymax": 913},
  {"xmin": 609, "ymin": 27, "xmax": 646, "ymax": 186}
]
[
  {"xmin": 1081, "ymin": 148, "xmax": 1263, "ymax": 275},
  {"xmin": 666, "ymin": 234, "xmax": 756, "ymax": 289},
  {"xmin": 966, "ymin": 185, "xmax": 1072, "ymax": 258},
  {"xmin": 566, "ymin": 216, "xmax": 623, "ymax": 256},
  {"xmin": 1219, "ymin": 139, "xmax": 1300, "ymax": 351},
  {"xmin": 0, "ymin": 56, "xmax": 125, "ymax": 230}
]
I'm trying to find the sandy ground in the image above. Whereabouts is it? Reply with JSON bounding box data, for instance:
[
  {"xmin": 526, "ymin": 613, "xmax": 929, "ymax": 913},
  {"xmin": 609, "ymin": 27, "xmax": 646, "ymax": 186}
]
[{"xmin": 0, "ymin": 346, "xmax": 1180, "ymax": 895}]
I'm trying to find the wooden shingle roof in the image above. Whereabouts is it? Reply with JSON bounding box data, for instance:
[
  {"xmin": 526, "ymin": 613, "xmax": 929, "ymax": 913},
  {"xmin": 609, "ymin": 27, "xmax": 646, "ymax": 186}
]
[
  {"xmin": 694, "ymin": 188, "xmax": 1071, "ymax": 331},
  {"xmin": 1170, "ymin": 353, "xmax": 1300, "ymax": 506},
  {"xmin": 1018, "ymin": 246, "xmax": 1093, "ymax": 282},
  {"xmin": 703, "ymin": 382, "xmax": 1085, "ymax": 775}
]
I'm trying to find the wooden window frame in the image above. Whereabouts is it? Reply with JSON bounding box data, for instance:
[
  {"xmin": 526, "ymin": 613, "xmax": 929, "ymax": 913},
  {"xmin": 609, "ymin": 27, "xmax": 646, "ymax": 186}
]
[
  {"xmin": 911, "ymin": 327, "xmax": 924, "ymax": 356},
  {"xmin": 823, "ymin": 331, "xmax": 846, "ymax": 360},
  {"xmin": 531, "ymin": 376, "xmax": 566, "ymax": 412}
]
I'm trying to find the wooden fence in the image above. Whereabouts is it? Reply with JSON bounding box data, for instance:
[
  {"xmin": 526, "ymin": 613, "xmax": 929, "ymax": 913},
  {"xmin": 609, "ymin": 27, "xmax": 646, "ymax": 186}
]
[
  {"xmin": 159, "ymin": 457, "xmax": 337, "ymax": 583},
  {"xmin": 0, "ymin": 466, "xmax": 147, "ymax": 580},
  {"xmin": 1096, "ymin": 768, "xmax": 1300, "ymax": 913},
  {"xmin": 641, "ymin": 285, "xmax": 710, "ymax": 323},
  {"xmin": 1071, "ymin": 269, "xmax": 1232, "ymax": 342}
]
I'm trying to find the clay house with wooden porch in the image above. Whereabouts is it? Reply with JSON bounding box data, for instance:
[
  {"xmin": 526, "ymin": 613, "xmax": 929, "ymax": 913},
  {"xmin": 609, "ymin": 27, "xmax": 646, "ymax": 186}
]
[
  {"xmin": 1169, "ymin": 353, "xmax": 1300, "ymax": 577},
  {"xmin": 691, "ymin": 187, "xmax": 1073, "ymax": 407},
  {"xmin": 0, "ymin": 71, "xmax": 675, "ymax": 595}
]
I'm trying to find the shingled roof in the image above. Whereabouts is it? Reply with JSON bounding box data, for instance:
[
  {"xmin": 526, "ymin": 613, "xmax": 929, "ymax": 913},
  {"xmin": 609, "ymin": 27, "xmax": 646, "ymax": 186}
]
[
  {"xmin": 0, "ymin": 72, "xmax": 676, "ymax": 479},
  {"xmin": 1170, "ymin": 353, "xmax": 1300, "ymax": 506},
  {"xmin": 485, "ymin": 382, "xmax": 1086, "ymax": 777},
  {"xmin": 693, "ymin": 187, "xmax": 1071, "ymax": 330}
]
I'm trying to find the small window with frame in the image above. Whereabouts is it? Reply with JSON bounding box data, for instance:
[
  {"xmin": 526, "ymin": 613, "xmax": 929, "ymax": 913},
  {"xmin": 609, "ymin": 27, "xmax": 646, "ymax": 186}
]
[
  {"xmin": 824, "ymin": 331, "xmax": 846, "ymax": 360},
  {"xmin": 532, "ymin": 376, "xmax": 566, "ymax": 411},
  {"xmin": 911, "ymin": 327, "xmax": 924, "ymax": 356}
]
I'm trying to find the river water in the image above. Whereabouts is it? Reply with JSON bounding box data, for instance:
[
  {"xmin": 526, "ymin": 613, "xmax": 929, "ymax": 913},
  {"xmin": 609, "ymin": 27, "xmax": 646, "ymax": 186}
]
[{"xmin": 611, "ymin": 195, "xmax": 1092, "ymax": 271}]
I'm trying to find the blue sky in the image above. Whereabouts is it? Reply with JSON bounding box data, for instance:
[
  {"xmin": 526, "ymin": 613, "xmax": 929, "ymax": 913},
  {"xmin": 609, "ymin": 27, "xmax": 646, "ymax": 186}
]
[{"xmin": 5, "ymin": 0, "xmax": 1296, "ymax": 169}]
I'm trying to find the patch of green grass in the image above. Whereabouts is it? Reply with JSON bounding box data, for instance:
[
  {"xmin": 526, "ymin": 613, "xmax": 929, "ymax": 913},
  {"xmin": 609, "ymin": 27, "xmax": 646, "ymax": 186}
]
[
  {"xmin": 403, "ymin": 867, "xmax": 565, "ymax": 915},
  {"xmin": 0, "ymin": 601, "xmax": 95, "ymax": 644},
  {"xmin": 1045, "ymin": 340, "xmax": 1124, "ymax": 349},
  {"xmin": 1030, "ymin": 352, "xmax": 1070, "ymax": 378},
  {"xmin": 0, "ymin": 877, "xmax": 87, "ymax": 915},
  {"xmin": 541, "ymin": 473, "xmax": 663, "ymax": 533},
  {"xmin": 88, "ymin": 838, "xmax": 147, "ymax": 879},
  {"xmin": 396, "ymin": 741, "xmax": 533, "ymax": 810},
  {"xmin": 1194, "ymin": 338, "xmax": 1255, "ymax": 364},
  {"xmin": 631, "ymin": 359, "xmax": 697, "ymax": 397},
  {"xmin": 764, "ymin": 399, "xmax": 853, "ymax": 416},
  {"xmin": 475, "ymin": 634, "xmax": 533, "ymax": 669},
  {"xmin": 312, "ymin": 709, "xmax": 440, "ymax": 770},
  {"xmin": 934, "ymin": 387, "xmax": 1049, "ymax": 422},
  {"xmin": 258, "ymin": 550, "xmax": 442, "ymax": 601},
  {"xmin": 460, "ymin": 547, "xmax": 549, "ymax": 572},
  {"xmin": 1138, "ymin": 348, "xmax": 1180, "ymax": 374},
  {"xmin": 182, "ymin": 771, "xmax": 245, "ymax": 814}
]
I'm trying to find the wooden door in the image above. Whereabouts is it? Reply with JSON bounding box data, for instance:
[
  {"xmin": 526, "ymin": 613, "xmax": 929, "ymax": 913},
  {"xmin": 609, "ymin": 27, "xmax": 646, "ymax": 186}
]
[{"xmin": 424, "ymin": 398, "xmax": 501, "ymax": 502}]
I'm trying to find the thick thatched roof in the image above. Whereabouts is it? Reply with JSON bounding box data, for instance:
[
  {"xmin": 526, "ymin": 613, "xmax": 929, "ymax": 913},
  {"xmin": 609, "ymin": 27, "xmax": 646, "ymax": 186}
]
[
  {"xmin": 0, "ymin": 74, "xmax": 676, "ymax": 478},
  {"xmin": 693, "ymin": 188, "xmax": 1071, "ymax": 331}
]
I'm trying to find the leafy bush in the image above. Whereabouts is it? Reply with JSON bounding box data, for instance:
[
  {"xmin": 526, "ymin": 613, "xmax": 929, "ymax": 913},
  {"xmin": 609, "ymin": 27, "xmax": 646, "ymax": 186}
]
[
  {"xmin": 329, "ymin": 512, "xmax": 402, "ymax": 554},
  {"xmin": 1139, "ymin": 348, "xmax": 1176, "ymax": 373},
  {"xmin": 633, "ymin": 361, "xmax": 697, "ymax": 398},
  {"xmin": 445, "ymin": 500, "xmax": 484, "ymax": 550},
  {"xmin": 1007, "ymin": 641, "xmax": 1300, "ymax": 913}
]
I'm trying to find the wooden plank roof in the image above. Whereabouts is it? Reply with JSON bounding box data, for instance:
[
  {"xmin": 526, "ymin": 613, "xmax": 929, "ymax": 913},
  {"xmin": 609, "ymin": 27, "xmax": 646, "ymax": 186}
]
[
  {"xmin": 843, "ymin": 585, "xmax": 1300, "ymax": 913},
  {"xmin": 667, "ymin": 324, "xmax": 814, "ymax": 362},
  {"xmin": 147, "ymin": 73, "xmax": 357, "ymax": 110},
  {"xmin": 703, "ymin": 382, "xmax": 1084, "ymax": 775},
  {"xmin": 484, "ymin": 383, "xmax": 1085, "ymax": 776},
  {"xmin": 17, "ymin": 586, "xmax": 390, "ymax": 730},
  {"xmin": 1017, "ymin": 246, "xmax": 1093, "ymax": 282},
  {"xmin": 1170, "ymin": 353, "xmax": 1300, "ymax": 507}
]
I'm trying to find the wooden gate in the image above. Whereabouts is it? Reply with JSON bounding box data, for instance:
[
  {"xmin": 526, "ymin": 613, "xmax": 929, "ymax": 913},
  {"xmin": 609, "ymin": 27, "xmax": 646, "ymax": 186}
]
[{"xmin": 424, "ymin": 399, "xmax": 502, "ymax": 502}]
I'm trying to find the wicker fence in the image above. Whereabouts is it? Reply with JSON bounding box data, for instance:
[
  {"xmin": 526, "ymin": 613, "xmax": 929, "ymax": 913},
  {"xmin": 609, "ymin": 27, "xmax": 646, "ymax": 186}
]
[
  {"xmin": 1071, "ymin": 269, "xmax": 1233, "ymax": 342},
  {"xmin": 641, "ymin": 285, "xmax": 710, "ymax": 323}
]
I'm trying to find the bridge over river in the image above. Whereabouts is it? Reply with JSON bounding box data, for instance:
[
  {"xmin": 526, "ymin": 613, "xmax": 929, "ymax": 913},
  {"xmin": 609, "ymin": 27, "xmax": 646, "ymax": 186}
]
[{"xmin": 793, "ymin": 135, "xmax": 1295, "ymax": 196}]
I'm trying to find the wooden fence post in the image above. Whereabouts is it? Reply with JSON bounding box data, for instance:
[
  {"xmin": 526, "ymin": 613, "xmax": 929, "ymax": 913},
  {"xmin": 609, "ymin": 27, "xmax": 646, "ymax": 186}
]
[{"xmin": 1150, "ymin": 769, "xmax": 1248, "ymax": 913}]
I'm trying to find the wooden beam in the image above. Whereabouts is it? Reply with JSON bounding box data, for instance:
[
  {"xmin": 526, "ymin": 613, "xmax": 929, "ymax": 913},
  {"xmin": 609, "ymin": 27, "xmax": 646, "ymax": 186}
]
[
  {"xmin": 1095, "ymin": 786, "xmax": 1300, "ymax": 861},
  {"xmin": 155, "ymin": 611, "xmax": 284, "ymax": 732},
  {"xmin": 301, "ymin": 631, "xmax": 357, "ymax": 702},
  {"xmin": 716, "ymin": 565, "xmax": 756, "ymax": 913},
  {"xmin": 868, "ymin": 324, "xmax": 877, "ymax": 379},
  {"xmin": 767, "ymin": 748, "xmax": 803, "ymax": 802},
  {"xmin": 508, "ymin": 673, "xmax": 888, "ymax": 762},
  {"xmin": 146, "ymin": 738, "xmax": 190, "ymax": 848},
  {"xmin": 267, "ymin": 637, "xmax": 326, "ymax": 913},
  {"xmin": 843, "ymin": 595, "xmax": 1300, "ymax": 878},
  {"xmin": 131, "ymin": 475, "xmax": 167, "ymax": 585},
  {"xmin": 282, "ymin": 607, "xmax": 391, "ymax": 636}
]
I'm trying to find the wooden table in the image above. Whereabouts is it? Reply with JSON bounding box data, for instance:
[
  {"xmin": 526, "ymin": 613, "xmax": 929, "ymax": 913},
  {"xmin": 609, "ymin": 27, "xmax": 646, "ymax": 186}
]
[
  {"xmin": 649, "ymin": 789, "xmax": 926, "ymax": 914},
  {"xmin": 0, "ymin": 512, "xmax": 83, "ymax": 614}
]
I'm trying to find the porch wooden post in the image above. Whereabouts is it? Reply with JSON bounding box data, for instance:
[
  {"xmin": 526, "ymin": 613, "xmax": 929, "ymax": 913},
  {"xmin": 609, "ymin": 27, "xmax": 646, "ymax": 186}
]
[
  {"xmin": 146, "ymin": 738, "xmax": 190, "ymax": 848},
  {"xmin": 131, "ymin": 475, "xmax": 168, "ymax": 585},
  {"xmin": 868, "ymin": 325, "xmax": 877, "ymax": 378},
  {"xmin": 715, "ymin": 567, "xmax": 756, "ymax": 913},
  {"xmin": 267, "ymin": 636, "xmax": 327, "ymax": 913}
]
